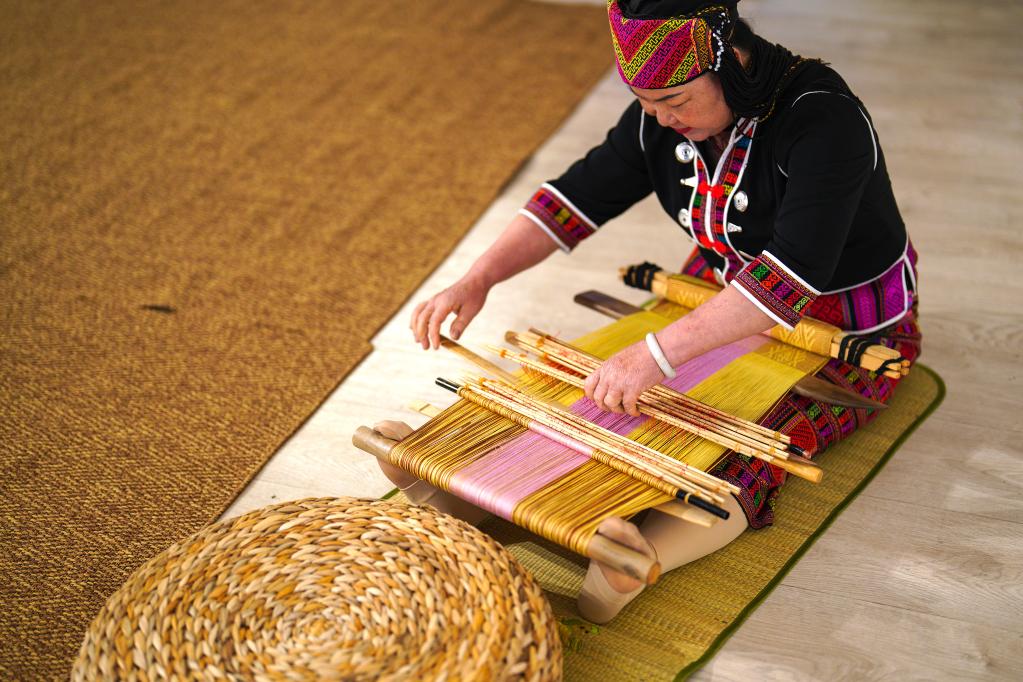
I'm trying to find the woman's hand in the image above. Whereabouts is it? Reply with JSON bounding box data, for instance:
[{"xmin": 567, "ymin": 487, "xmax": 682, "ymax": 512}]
[
  {"xmin": 410, "ymin": 274, "xmax": 489, "ymax": 350},
  {"xmin": 584, "ymin": 339, "xmax": 665, "ymax": 416}
]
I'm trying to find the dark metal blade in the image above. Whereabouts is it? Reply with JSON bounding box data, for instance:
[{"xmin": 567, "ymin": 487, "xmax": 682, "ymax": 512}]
[
  {"xmin": 573, "ymin": 289, "xmax": 888, "ymax": 411},
  {"xmin": 792, "ymin": 375, "xmax": 888, "ymax": 410},
  {"xmin": 573, "ymin": 290, "xmax": 642, "ymax": 319}
]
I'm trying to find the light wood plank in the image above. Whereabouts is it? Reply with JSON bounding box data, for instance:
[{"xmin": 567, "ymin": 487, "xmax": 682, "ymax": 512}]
[
  {"xmin": 692, "ymin": 587, "xmax": 1023, "ymax": 682},
  {"xmin": 865, "ymin": 421, "xmax": 1023, "ymax": 525},
  {"xmin": 776, "ymin": 496, "xmax": 1023, "ymax": 631}
]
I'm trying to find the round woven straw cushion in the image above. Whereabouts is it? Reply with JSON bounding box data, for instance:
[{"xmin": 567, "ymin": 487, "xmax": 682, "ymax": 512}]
[{"xmin": 73, "ymin": 497, "xmax": 561, "ymax": 681}]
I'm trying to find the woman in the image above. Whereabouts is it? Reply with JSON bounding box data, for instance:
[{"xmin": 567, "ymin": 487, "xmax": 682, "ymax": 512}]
[{"xmin": 385, "ymin": 0, "xmax": 922, "ymax": 622}]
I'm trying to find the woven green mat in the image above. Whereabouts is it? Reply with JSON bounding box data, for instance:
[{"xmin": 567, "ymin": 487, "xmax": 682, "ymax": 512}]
[{"xmin": 389, "ymin": 364, "xmax": 944, "ymax": 680}]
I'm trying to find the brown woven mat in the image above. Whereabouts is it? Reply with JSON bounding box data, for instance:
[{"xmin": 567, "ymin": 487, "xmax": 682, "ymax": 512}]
[{"xmin": 0, "ymin": 1, "xmax": 609, "ymax": 677}]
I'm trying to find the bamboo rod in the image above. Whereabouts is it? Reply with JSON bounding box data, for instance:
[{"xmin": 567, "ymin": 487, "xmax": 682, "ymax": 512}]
[
  {"xmin": 438, "ymin": 335, "xmax": 520, "ymax": 384},
  {"xmin": 444, "ymin": 378, "xmax": 733, "ymax": 515},
  {"xmin": 351, "ymin": 426, "xmax": 661, "ymax": 584},
  {"xmin": 490, "ymin": 346, "xmax": 823, "ymax": 484},
  {"xmin": 434, "ymin": 337, "xmax": 738, "ymax": 508},
  {"xmin": 471, "ymin": 377, "xmax": 736, "ymax": 498},
  {"xmin": 498, "ymin": 340, "xmax": 795, "ymax": 454},
  {"xmin": 511, "ymin": 329, "xmax": 798, "ymax": 451},
  {"xmin": 521, "ymin": 328, "xmax": 798, "ymax": 447},
  {"xmin": 510, "ymin": 330, "xmax": 828, "ymax": 473},
  {"xmin": 491, "ymin": 344, "xmax": 784, "ymax": 453}
]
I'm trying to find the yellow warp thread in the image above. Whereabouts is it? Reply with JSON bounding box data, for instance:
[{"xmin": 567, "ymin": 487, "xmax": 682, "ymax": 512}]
[{"xmin": 391, "ymin": 302, "xmax": 828, "ymax": 557}]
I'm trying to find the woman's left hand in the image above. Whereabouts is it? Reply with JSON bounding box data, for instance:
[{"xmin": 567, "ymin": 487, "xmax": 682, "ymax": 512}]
[{"xmin": 584, "ymin": 339, "xmax": 666, "ymax": 417}]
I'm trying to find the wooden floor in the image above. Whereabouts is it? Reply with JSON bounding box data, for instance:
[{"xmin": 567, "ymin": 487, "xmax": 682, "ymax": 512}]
[{"xmin": 225, "ymin": 0, "xmax": 1023, "ymax": 678}]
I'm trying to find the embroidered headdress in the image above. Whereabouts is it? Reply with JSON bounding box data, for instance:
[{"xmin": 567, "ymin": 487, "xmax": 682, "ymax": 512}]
[
  {"xmin": 608, "ymin": 0, "xmax": 817, "ymax": 121},
  {"xmin": 608, "ymin": 1, "xmax": 734, "ymax": 90}
]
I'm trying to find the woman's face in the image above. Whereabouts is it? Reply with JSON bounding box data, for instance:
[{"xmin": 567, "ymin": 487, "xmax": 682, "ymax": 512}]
[{"xmin": 631, "ymin": 71, "xmax": 734, "ymax": 141}]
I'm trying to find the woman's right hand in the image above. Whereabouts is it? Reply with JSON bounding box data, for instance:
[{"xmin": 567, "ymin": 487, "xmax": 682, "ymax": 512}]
[{"xmin": 410, "ymin": 274, "xmax": 489, "ymax": 350}]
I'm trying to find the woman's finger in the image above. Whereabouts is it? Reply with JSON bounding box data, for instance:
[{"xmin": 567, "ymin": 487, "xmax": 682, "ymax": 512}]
[
  {"xmin": 415, "ymin": 302, "xmax": 436, "ymax": 349},
  {"xmin": 623, "ymin": 390, "xmax": 641, "ymax": 417},
  {"xmin": 604, "ymin": 388, "xmax": 624, "ymax": 413},
  {"xmin": 427, "ymin": 299, "xmax": 453, "ymax": 350},
  {"xmin": 449, "ymin": 299, "xmax": 481, "ymax": 341},
  {"xmin": 411, "ymin": 301, "xmax": 431, "ymax": 343},
  {"xmin": 410, "ymin": 301, "xmax": 427, "ymax": 332},
  {"xmin": 584, "ymin": 370, "xmax": 600, "ymax": 401},
  {"xmin": 592, "ymin": 380, "xmax": 608, "ymax": 411}
]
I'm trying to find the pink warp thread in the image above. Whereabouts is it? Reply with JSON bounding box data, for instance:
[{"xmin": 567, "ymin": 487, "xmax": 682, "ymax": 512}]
[{"xmin": 447, "ymin": 334, "xmax": 768, "ymax": 519}]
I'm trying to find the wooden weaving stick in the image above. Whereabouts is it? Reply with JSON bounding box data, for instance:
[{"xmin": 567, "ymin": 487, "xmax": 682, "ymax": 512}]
[
  {"xmin": 352, "ymin": 426, "xmax": 662, "ymax": 584},
  {"xmin": 490, "ymin": 343, "xmax": 824, "ymax": 484},
  {"xmin": 573, "ymin": 290, "xmax": 889, "ymax": 411},
  {"xmin": 407, "ymin": 399, "xmax": 717, "ymax": 528}
]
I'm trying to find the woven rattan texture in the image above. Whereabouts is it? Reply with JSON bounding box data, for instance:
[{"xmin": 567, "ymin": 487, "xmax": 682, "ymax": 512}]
[
  {"xmin": 72, "ymin": 498, "xmax": 561, "ymax": 681},
  {"xmin": 460, "ymin": 367, "xmax": 942, "ymax": 680},
  {"xmin": 0, "ymin": 1, "xmax": 609, "ymax": 677}
]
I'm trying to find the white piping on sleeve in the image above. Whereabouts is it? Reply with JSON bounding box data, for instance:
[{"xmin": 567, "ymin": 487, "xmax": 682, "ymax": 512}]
[
  {"xmin": 790, "ymin": 90, "xmax": 877, "ymax": 170},
  {"xmin": 518, "ymin": 208, "xmax": 570, "ymax": 253},
  {"xmin": 780, "ymin": 90, "xmax": 878, "ymax": 177},
  {"xmin": 540, "ymin": 182, "xmax": 599, "ymax": 231},
  {"xmin": 903, "ymin": 243, "xmax": 917, "ymax": 294},
  {"xmin": 791, "ymin": 90, "xmax": 832, "ymax": 106},
  {"xmin": 731, "ymin": 280, "xmax": 797, "ymax": 330},
  {"xmin": 856, "ymin": 104, "xmax": 878, "ymax": 171},
  {"xmin": 761, "ymin": 250, "xmax": 822, "ymax": 295}
]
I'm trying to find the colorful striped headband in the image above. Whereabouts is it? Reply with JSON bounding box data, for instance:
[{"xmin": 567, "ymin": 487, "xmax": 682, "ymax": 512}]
[{"xmin": 608, "ymin": 1, "xmax": 732, "ymax": 89}]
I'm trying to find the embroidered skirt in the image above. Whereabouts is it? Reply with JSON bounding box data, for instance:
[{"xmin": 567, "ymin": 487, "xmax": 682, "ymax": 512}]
[{"xmin": 681, "ymin": 248, "xmax": 923, "ymax": 529}]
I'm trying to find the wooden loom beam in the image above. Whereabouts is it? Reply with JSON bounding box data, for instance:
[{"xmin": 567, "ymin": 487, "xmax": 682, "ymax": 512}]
[
  {"xmin": 352, "ymin": 426, "xmax": 661, "ymax": 585},
  {"xmin": 617, "ymin": 265, "xmax": 907, "ymax": 379}
]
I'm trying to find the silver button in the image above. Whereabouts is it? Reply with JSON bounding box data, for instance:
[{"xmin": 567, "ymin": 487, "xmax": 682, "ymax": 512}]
[
  {"xmin": 679, "ymin": 175, "xmax": 698, "ymax": 188},
  {"xmin": 675, "ymin": 141, "xmax": 695, "ymax": 163},
  {"xmin": 678, "ymin": 208, "xmax": 691, "ymax": 228},
  {"xmin": 733, "ymin": 190, "xmax": 749, "ymax": 212},
  {"xmin": 726, "ymin": 222, "xmax": 743, "ymax": 234}
]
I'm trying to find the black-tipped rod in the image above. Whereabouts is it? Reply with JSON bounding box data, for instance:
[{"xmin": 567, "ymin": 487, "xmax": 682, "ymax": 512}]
[
  {"xmin": 680, "ymin": 492, "xmax": 730, "ymax": 520},
  {"xmin": 435, "ymin": 375, "xmax": 731, "ymax": 520},
  {"xmin": 435, "ymin": 377, "xmax": 461, "ymax": 394}
]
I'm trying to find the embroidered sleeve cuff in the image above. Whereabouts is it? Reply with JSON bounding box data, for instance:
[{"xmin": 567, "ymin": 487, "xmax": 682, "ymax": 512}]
[
  {"xmin": 732, "ymin": 251, "xmax": 820, "ymax": 329},
  {"xmin": 520, "ymin": 183, "xmax": 599, "ymax": 253}
]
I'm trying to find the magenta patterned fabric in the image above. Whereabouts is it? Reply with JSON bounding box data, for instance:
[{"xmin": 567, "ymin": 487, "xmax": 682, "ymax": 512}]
[
  {"xmin": 519, "ymin": 184, "xmax": 598, "ymax": 252},
  {"xmin": 732, "ymin": 251, "xmax": 820, "ymax": 329},
  {"xmin": 714, "ymin": 308, "xmax": 922, "ymax": 528},
  {"xmin": 607, "ymin": 1, "xmax": 727, "ymax": 89},
  {"xmin": 802, "ymin": 243, "xmax": 919, "ymax": 331},
  {"xmin": 684, "ymin": 242, "xmax": 918, "ymax": 333}
]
